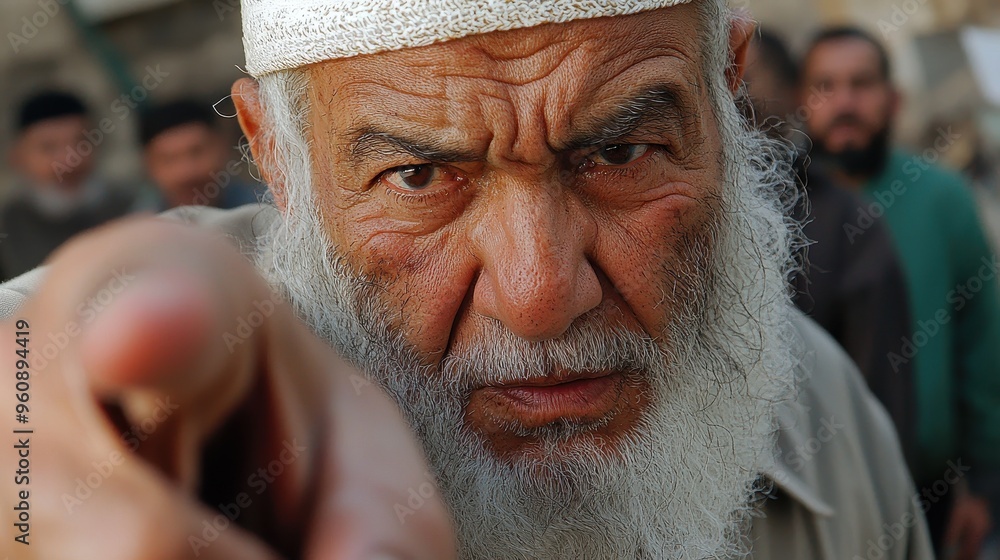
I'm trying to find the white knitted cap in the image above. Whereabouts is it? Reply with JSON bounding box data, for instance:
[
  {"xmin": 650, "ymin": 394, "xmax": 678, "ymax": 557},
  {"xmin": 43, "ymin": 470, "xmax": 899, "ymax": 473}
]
[{"xmin": 242, "ymin": 0, "xmax": 693, "ymax": 77}]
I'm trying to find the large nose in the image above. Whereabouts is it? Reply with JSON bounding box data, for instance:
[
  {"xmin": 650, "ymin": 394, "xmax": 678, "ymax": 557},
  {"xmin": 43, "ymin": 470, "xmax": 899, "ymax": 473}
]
[{"xmin": 470, "ymin": 177, "xmax": 602, "ymax": 341}]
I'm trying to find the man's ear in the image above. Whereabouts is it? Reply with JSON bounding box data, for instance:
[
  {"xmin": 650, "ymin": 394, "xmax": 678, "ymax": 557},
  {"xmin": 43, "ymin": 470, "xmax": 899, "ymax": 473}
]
[
  {"xmin": 232, "ymin": 77, "xmax": 286, "ymax": 211},
  {"xmin": 726, "ymin": 10, "xmax": 756, "ymax": 95}
]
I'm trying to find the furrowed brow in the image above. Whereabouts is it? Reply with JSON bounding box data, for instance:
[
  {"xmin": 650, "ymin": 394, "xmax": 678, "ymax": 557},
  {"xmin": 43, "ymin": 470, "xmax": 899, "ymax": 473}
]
[
  {"xmin": 349, "ymin": 128, "xmax": 481, "ymax": 165},
  {"xmin": 563, "ymin": 85, "xmax": 692, "ymax": 150}
]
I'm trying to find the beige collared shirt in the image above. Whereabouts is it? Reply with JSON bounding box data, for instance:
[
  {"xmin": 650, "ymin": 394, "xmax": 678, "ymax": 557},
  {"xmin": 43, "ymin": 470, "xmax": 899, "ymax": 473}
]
[
  {"xmin": 753, "ymin": 310, "xmax": 934, "ymax": 559},
  {"xmin": 0, "ymin": 204, "xmax": 934, "ymax": 560}
]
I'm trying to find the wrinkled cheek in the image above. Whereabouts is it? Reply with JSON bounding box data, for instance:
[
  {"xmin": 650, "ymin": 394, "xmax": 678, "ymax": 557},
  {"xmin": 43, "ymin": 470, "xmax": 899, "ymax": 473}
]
[
  {"xmin": 339, "ymin": 222, "xmax": 477, "ymax": 359},
  {"xmin": 390, "ymin": 276, "xmax": 474, "ymax": 358},
  {"xmin": 597, "ymin": 192, "xmax": 719, "ymax": 337}
]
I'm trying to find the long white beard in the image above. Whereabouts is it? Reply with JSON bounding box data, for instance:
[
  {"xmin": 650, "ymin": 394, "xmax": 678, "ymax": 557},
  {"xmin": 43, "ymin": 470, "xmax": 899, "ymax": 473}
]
[{"xmin": 255, "ymin": 104, "xmax": 799, "ymax": 559}]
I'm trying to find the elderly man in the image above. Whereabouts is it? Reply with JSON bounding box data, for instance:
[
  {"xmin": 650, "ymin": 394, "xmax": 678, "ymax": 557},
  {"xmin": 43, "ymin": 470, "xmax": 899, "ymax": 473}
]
[{"xmin": 1, "ymin": 1, "xmax": 930, "ymax": 559}]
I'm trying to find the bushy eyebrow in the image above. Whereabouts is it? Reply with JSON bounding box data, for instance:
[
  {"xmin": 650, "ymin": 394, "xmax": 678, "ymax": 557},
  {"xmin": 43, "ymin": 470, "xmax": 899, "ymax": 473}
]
[
  {"xmin": 349, "ymin": 128, "xmax": 481, "ymax": 166},
  {"xmin": 561, "ymin": 84, "xmax": 694, "ymax": 150},
  {"xmin": 346, "ymin": 83, "xmax": 695, "ymax": 166}
]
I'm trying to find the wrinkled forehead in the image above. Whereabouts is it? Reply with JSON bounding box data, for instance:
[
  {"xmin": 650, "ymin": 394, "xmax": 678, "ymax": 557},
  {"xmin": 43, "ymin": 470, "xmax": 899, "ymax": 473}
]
[{"xmin": 303, "ymin": 4, "xmax": 710, "ymax": 149}]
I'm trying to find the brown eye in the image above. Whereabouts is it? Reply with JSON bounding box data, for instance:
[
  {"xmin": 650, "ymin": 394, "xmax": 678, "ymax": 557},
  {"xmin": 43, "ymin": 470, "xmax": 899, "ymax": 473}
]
[
  {"xmin": 380, "ymin": 164, "xmax": 467, "ymax": 196},
  {"xmin": 593, "ymin": 144, "xmax": 650, "ymax": 166},
  {"xmin": 387, "ymin": 165, "xmax": 436, "ymax": 191}
]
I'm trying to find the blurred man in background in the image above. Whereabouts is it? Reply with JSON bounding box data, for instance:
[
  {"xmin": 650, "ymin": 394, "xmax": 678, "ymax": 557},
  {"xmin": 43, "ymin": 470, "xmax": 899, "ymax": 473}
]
[
  {"xmin": 800, "ymin": 26, "xmax": 1000, "ymax": 559},
  {"xmin": 744, "ymin": 28, "xmax": 915, "ymax": 455},
  {"xmin": 0, "ymin": 91, "xmax": 133, "ymax": 280},
  {"xmin": 137, "ymin": 99, "xmax": 261, "ymax": 211}
]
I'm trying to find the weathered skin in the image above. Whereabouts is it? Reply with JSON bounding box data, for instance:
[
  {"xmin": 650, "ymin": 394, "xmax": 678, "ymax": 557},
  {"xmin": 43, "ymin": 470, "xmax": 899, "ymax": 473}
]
[
  {"xmin": 0, "ymin": 4, "xmax": 754, "ymax": 558},
  {"xmin": 237, "ymin": 2, "xmax": 753, "ymax": 456}
]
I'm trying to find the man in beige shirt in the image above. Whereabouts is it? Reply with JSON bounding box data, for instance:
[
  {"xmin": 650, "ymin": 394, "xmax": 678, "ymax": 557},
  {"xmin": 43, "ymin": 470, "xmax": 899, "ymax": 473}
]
[{"xmin": 0, "ymin": 0, "xmax": 932, "ymax": 558}]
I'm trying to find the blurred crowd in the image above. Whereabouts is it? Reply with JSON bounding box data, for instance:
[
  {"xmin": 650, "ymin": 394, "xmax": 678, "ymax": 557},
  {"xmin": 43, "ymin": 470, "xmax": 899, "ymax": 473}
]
[
  {"xmin": 2, "ymin": 14, "xmax": 999, "ymax": 560},
  {"xmin": 1, "ymin": 91, "xmax": 263, "ymax": 279},
  {"xmin": 744, "ymin": 26, "xmax": 1000, "ymax": 559}
]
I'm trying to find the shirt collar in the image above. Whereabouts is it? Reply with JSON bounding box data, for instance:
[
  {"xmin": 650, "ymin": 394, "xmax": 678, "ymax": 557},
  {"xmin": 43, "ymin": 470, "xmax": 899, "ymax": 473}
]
[
  {"xmin": 761, "ymin": 463, "xmax": 835, "ymax": 517},
  {"xmin": 759, "ymin": 400, "xmax": 836, "ymax": 518}
]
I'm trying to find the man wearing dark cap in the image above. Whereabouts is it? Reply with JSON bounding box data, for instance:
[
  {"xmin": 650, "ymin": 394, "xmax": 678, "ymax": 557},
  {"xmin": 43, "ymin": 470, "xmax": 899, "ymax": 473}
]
[
  {"xmin": 1, "ymin": 91, "xmax": 133, "ymax": 280},
  {"xmin": 137, "ymin": 99, "xmax": 262, "ymax": 212}
]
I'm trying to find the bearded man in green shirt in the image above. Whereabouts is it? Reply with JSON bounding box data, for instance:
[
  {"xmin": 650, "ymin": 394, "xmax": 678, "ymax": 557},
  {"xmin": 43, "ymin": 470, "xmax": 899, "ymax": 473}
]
[{"xmin": 800, "ymin": 26, "xmax": 1000, "ymax": 560}]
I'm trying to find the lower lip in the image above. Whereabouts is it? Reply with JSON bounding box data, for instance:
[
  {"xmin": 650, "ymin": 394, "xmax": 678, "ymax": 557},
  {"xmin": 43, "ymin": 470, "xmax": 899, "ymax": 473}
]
[{"xmin": 478, "ymin": 374, "xmax": 624, "ymax": 428}]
